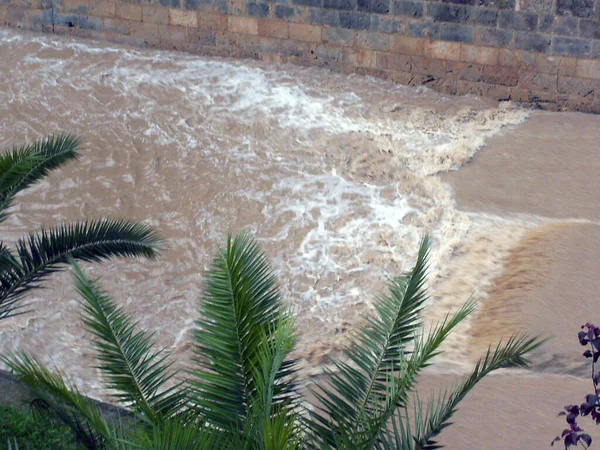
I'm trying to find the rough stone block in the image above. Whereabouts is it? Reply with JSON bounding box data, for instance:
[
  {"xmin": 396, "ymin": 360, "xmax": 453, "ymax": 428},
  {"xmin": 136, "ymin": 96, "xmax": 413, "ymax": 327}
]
[
  {"xmin": 90, "ymin": 1, "xmax": 114, "ymax": 18},
  {"xmin": 481, "ymin": 65, "xmax": 518, "ymax": 85},
  {"xmin": 440, "ymin": 23, "xmax": 474, "ymax": 42},
  {"xmin": 308, "ymin": 7, "xmax": 340, "ymax": 26},
  {"xmin": 357, "ymin": 0, "xmax": 389, "ymax": 14},
  {"xmin": 456, "ymin": 79, "xmax": 511, "ymax": 100},
  {"xmin": 53, "ymin": 12, "xmax": 77, "ymax": 27},
  {"xmin": 535, "ymin": 54, "xmax": 577, "ymax": 75},
  {"xmin": 579, "ymin": 19, "xmax": 600, "ymax": 39},
  {"xmin": 557, "ymin": 75, "xmax": 598, "ymax": 95},
  {"xmin": 62, "ymin": 0, "xmax": 87, "ymax": 15},
  {"xmin": 170, "ymin": 8, "xmax": 197, "ymax": 27},
  {"xmin": 116, "ymin": 3, "xmax": 142, "ymax": 21},
  {"xmin": 197, "ymin": 12, "xmax": 227, "ymax": 30},
  {"xmin": 356, "ymin": 30, "xmax": 390, "ymax": 50},
  {"xmin": 130, "ymin": 21, "xmax": 160, "ymax": 45},
  {"xmin": 529, "ymin": 72, "xmax": 558, "ymax": 92},
  {"xmin": 445, "ymin": 60, "xmax": 484, "ymax": 81},
  {"xmin": 79, "ymin": 14, "xmax": 103, "ymax": 30},
  {"xmin": 103, "ymin": 17, "xmax": 130, "ymax": 34},
  {"xmin": 392, "ymin": 0, "xmax": 423, "ymax": 17},
  {"xmin": 591, "ymin": 40, "xmax": 600, "ymax": 58},
  {"xmin": 514, "ymin": 32, "xmax": 551, "ymax": 53},
  {"xmin": 538, "ymin": 14, "xmax": 554, "ymax": 31},
  {"xmin": 556, "ymin": 0, "xmax": 594, "ymax": 18},
  {"xmin": 344, "ymin": 48, "xmax": 376, "ymax": 67},
  {"xmin": 289, "ymin": 22, "xmax": 321, "ymax": 41},
  {"xmin": 294, "ymin": 0, "xmax": 320, "ymax": 7},
  {"xmin": 498, "ymin": 10, "xmax": 537, "ymax": 31},
  {"xmin": 313, "ymin": 43, "xmax": 344, "ymax": 64},
  {"xmin": 407, "ymin": 20, "xmax": 440, "ymax": 38},
  {"xmin": 258, "ymin": 18, "xmax": 289, "ymax": 38},
  {"xmin": 474, "ymin": 26, "xmax": 512, "ymax": 47},
  {"xmin": 553, "ymin": 15, "xmax": 579, "ymax": 36},
  {"xmin": 518, "ymin": 0, "xmax": 553, "ymax": 14},
  {"xmin": 426, "ymin": 2, "xmax": 471, "ymax": 22},
  {"xmin": 375, "ymin": 51, "xmax": 412, "ymax": 70},
  {"xmin": 424, "ymin": 40, "xmax": 461, "ymax": 60},
  {"xmin": 411, "ymin": 54, "xmax": 447, "ymax": 76},
  {"xmin": 498, "ymin": 48, "xmax": 534, "ymax": 68},
  {"xmin": 247, "ymin": 2, "xmax": 270, "ymax": 17},
  {"xmin": 339, "ymin": 11, "xmax": 370, "ymax": 29},
  {"xmin": 552, "ymin": 36, "xmax": 591, "ymax": 57},
  {"xmin": 460, "ymin": 43, "xmax": 499, "ymax": 65},
  {"xmin": 160, "ymin": 0, "xmax": 182, "ymax": 8},
  {"xmin": 322, "ymin": 26, "xmax": 354, "ymax": 44},
  {"xmin": 276, "ymin": 5, "xmax": 301, "ymax": 20},
  {"xmin": 228, "ymin": 16, "xmax": 259, "ymax": 34},
  {"xmin": 576, "ymin": 59, "xmax": 600, "ymax": 79},
  {"xmin": 370, "ymin": 15, "xmax": 404, "ymax": 33},
  {"xmin": 143, "ymin": 6, "xmax": 169, "ymax": 25},
  {"xmin": 390, "ymin": 34, "xmax": 423, "ymax": 54},
  {"xmin": 323, "ymin": 0, "xmax": 355, "ymax": 10},
  {"xmin": 474, "ymin": 8, "xmax": 498, "ymax": 26}
]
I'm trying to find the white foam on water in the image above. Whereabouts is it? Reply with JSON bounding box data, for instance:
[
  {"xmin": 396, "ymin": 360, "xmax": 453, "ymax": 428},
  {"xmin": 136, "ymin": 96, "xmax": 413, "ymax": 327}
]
[{"xmin": 0, "ymin": 29, "xmax": 537, "ymax": 397}]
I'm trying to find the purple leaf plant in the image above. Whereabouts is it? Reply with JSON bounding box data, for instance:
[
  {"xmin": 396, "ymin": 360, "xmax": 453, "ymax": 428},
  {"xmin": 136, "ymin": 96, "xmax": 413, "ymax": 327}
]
[{"xmin": 553, "ymin": 323, "xmax": 600, "ymax": 449}]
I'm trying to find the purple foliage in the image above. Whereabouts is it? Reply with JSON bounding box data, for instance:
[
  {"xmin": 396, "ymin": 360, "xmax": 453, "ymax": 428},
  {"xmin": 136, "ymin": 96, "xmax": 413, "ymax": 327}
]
[{"xmin": 553, "ymin": 323, "xmax": 600, "ymax": 449}]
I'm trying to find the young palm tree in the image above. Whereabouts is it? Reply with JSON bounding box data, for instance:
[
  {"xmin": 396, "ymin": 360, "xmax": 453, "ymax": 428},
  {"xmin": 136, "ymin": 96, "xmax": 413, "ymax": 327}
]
[
  {"xmin": 3, "ymin": 233, "xmax": 542, "ymax": 449},
  {"xmin": 0, "ymin": 134, "xmax": 163, "ymax": 320}
]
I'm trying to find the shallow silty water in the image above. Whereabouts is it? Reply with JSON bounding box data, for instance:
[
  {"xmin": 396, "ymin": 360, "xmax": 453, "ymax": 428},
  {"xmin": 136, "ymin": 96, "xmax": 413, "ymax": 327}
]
[{"xmin": 0, "ymin": 29, "xmax": 534, "ymax": 400}]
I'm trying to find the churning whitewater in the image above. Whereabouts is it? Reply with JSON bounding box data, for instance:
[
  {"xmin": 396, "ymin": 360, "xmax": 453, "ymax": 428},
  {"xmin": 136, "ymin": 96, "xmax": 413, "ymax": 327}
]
[{"xmin": 0, "ymin": 29, "xmax": 535, "ymax": 400}]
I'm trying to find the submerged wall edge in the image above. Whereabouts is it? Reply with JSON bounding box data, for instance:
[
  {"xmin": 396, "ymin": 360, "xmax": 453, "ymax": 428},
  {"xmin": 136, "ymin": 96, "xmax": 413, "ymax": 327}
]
[{"xmin": 2, "ymin": 0, "xmax": 600, "ymax": 113}]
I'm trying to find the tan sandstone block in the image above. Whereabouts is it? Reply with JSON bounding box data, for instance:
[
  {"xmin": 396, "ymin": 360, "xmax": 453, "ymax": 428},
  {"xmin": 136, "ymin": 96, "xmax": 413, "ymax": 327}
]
[
  {"xmin": 424, "ymin": 40, "xmax": 460, "ymax": 61},
  {"xmin": 289, "ymin": 23, "xmax": 321, "ymax": 43},
  {"xmin": 576, "ymin": 59, "xmax": 600, "ymax": 81},
  {"xmin": 345, "ymin": 48, "xmax": 376, "ymax": 68},
  {"xmin": 170, "ymin": 8, "xmax": 197, "ymax": 27},
  {"xmin": 258, "ymin": 18, "xmax": 288, "ymax": 39},
  {"xmin": 390, "ymin": 35, "xmax": 424, "ymax": 56},
  {"xmin": 116, "ymin": 3, "xmax": 142, "ymax": 21},
  {"xmin": 90, "ymin": 1, "xmax": 115, "ymax": 18},
  {"xmin": 460, "ymin": 44, "xmax": 499, "ymax": 66},
  {"xmin": 62, "ymin": 0, "xmax": 88, "ymax": 13},
  {"xmin": 198, "ymin": 12, "xmax": 227, "ymax": 31},
  {"xmin": 142, "ymin": 6, "xmax": 169, "ymax": 25},
  {"xmin": 228, "ymin": 16, "xmax": 258, "ymax": 35}
]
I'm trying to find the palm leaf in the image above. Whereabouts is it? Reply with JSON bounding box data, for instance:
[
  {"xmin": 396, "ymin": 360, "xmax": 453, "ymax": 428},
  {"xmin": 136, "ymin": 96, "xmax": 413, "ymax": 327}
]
[
  {"xmin": 0, "ymin": 218, "xmax": 163, "ymax": 320},
  {"xmin": 308, "ymin": 236, "xmax": 433, "ymax": 447},
  {"xmin": 72, "ymin": 261, "xmax": 187, "ymax": 423},
  {"xmin": 1, "ymin": 351, "xmax": 118, "ymax": 449},
  {"xmin": 406, "ymin": 335, "xmax": 544, "ymax": 449},
  {"xmin": 0, "ymin": 133, "xmax": 81, "ymax": 222},
  {"xmin": 115, "ymin": 418, "xmax": 226, "ymax": 450},
  {"xmin": 190, "ymin": 233, "xmax": 299, "ymax": 437}
]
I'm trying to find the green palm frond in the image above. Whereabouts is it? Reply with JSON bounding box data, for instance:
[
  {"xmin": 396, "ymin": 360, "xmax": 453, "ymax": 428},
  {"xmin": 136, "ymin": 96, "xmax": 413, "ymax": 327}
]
[
  {"xmin": 241, "ymin": 318, "xmax": 303, "ymax": 449},
  {"xmin": 116, "ymin": 418, "xmax": 226, "ymax": 450},
  {"xmin": 0, "ymin": 219, "xmax": 163, "ymax": 320},
  {"xmin": 403, "ymin": 335, "xmax": 544, "ymax": 450},
  {"xmin": 190, "ymin": 233, "xmax": 299, "ymax": 436},
  {"xmin": 308, "ymin": 236, "xmax": 433, "ymax": 447},
  {"xmin": 0, "ymin": 134, "xmax": 81, "ymax": 223},
  {"xmin": 1, "ymin": 351, "xmax": 117, "ymax": 449},
  {"xmin": 72, "ymin": 261, "xmax": 187, "ymax": 423}
]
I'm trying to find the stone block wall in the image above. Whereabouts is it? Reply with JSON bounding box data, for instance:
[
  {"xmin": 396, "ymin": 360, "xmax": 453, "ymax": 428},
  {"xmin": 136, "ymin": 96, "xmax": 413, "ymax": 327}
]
[{"xmin": 2, "ymin": 0, "xmax": 600, "ymax": 112}]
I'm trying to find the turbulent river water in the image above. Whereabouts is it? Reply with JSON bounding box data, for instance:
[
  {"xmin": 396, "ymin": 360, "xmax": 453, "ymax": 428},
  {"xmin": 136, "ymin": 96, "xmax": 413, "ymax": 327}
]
[{"xmin": 0, "ymin": 29, "xmax": 545, "ymax": 401}]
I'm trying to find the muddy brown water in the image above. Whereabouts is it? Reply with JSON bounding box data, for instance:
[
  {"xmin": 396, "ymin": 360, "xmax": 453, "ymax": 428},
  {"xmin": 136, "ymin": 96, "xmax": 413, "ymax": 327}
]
[{"xmin": 1, "ymin": 29, "xmax": 599, "ymax": 449}]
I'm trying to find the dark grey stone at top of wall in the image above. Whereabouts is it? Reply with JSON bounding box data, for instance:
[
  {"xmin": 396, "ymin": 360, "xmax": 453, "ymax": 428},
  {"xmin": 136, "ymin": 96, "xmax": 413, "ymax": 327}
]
[
  {"xmin": 248, "ymin": 0, "xmax": 600, "ymax": 59},
  {"xmin": 556, "ymin": 0, "xmax": 595, "ymax": 18}
]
